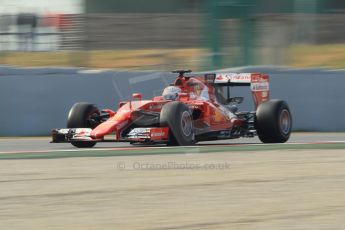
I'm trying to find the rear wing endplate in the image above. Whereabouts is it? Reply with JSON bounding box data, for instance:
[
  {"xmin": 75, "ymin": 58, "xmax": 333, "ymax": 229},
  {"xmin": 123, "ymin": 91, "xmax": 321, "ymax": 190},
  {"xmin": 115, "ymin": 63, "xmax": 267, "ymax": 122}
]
[{"xmin": 205, "ymin": 72, "xmax": 270, "ymax": 107}]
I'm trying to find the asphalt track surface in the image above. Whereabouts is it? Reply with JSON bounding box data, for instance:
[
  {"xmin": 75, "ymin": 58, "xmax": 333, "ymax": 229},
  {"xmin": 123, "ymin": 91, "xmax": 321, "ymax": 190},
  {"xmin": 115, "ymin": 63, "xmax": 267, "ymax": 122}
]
[
  {"xmin": 1, "ymin": 133, "xmax": 345, "ymax": 229},
  {"xmin": 1, "ymin": 132, "xmax": 345, "ymax": 154}
]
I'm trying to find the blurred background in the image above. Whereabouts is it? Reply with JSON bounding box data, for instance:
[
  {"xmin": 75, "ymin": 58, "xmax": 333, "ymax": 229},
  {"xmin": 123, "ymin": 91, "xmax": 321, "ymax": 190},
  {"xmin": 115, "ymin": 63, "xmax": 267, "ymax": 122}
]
[{"xmin": 0, "ymin": 0, "xmax": 344, "ymax": 71}]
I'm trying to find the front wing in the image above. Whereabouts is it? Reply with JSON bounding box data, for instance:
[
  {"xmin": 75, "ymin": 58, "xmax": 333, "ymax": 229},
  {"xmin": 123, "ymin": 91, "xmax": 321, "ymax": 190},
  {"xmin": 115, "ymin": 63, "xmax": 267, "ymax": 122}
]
[{"xmin": 51, "ymin": 127, "xmax": 170, "ymax": 144}]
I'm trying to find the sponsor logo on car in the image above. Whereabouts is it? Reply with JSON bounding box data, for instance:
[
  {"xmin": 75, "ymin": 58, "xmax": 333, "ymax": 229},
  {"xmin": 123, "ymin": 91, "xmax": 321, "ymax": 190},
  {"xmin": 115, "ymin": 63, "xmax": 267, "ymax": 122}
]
[
  {"xmin": 150, "ymin": 128, "xmax": 169, "ymax": 140},
  {"xmin": 151, "ymin": 131, "xmax": 165, "ymax": 137},
  {"xmin": 215, "ymin": 73, "xmax": 252, "ymax": 83},
  {"xmin": 251, "ymin": 82, "xmax": 269, "ymax": 91},
  {"xmin": 149, "ymin": 104, "xmax": 163, "ymax": 110}
]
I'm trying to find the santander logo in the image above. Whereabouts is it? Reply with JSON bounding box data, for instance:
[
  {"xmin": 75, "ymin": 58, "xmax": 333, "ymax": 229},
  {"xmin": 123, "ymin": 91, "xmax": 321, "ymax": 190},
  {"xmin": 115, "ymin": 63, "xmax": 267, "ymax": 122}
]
[{"xmin": 151, "ymin": 131, "xmax": 166, "ymax": 137}]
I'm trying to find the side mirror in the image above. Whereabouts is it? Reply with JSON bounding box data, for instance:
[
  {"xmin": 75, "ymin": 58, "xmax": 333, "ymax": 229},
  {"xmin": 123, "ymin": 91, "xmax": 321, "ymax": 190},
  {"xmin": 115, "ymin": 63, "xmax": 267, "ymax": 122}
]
[
  {"xmin": 132, "ymin": 93, "xmax": 142, "ymax": 100},
  {"xmin": 227, "ymin": 97, "xmax": 244, "ymax": 104}
]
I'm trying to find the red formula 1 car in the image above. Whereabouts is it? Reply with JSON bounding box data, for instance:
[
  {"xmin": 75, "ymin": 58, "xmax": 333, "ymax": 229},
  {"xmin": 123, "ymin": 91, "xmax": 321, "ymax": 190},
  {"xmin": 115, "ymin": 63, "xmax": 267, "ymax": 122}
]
[{"xmin": 51, "ymin": 70, "xmax": 292, "ymax": 147}]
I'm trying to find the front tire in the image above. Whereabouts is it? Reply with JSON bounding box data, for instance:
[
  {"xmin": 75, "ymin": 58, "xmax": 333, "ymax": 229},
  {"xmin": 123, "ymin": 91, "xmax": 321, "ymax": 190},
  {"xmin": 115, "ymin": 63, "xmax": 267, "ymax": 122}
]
[
  {"xmin": 160, "ymin": 102, "xmax": 195, "ymax": 146},
  {"xmin": 255, "ymin": 100, "xmax": 292, "ymax": 143},
  {"xmin": 67, "ymin": 102, "xmax": 100, "ymax": 148}
]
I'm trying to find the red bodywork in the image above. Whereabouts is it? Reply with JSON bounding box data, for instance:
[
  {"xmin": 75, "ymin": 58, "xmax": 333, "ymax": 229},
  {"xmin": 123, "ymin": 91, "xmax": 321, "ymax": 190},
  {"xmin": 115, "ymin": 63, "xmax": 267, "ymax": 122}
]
[{"xmin": 85, "ymin": 72, "xmax": 270, "ymax": 142}]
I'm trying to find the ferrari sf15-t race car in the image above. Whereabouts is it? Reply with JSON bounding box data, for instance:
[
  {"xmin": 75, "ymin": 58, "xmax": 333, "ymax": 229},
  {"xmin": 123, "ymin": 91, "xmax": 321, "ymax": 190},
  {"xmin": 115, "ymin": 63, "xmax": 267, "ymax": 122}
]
[{"xmin": 51, "ymin": 70, "xmax": 292, "ymax": 147}]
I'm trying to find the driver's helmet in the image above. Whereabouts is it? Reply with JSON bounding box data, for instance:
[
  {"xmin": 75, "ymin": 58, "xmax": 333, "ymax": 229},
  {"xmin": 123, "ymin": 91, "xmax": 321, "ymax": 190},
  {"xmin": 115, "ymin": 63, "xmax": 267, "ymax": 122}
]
[{"xmin": 162, "ymin": 86, "xmax": 181, "ymax": 101}]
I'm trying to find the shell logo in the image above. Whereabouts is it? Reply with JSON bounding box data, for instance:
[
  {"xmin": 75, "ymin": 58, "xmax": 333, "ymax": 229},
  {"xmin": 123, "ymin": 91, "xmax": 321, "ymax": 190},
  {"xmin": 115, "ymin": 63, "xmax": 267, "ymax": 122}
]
[{"xmin": 214, "ymin": 110, "xmax": 223, "ymax": 122}]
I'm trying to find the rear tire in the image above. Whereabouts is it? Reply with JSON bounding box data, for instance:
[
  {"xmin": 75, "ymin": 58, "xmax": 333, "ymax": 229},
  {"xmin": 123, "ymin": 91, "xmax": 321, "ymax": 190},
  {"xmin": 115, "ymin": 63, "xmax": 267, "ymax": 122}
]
[
  {"xmin": 160, "ymin": 102, "xmax": 195, "ymax": 146},
  {"xmin": 255, "ymin": 100, "xmax": 292, "ymax": 143},
  {"xmin": 67, "ymin": 102, "xmax": 100, "ymax": 148}
]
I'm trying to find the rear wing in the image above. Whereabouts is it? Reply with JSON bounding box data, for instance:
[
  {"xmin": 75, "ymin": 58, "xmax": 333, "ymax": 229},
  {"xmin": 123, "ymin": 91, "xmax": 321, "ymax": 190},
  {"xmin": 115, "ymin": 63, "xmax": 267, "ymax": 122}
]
[{"xmin": 205, "ymin": 73, "xmax": 270, "ymax": 108}]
